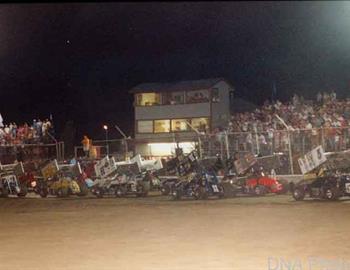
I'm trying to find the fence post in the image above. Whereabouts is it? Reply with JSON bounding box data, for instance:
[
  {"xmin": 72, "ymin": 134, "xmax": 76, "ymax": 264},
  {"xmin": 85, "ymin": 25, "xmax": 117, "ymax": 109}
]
[
  {"xmin": 254, "ymin": 127, "xmax": 260, "ymax": 156},
  {"xmin": 302, "ymin": 133, "xmax": 305, "ymax": 155},
  {"xmin": 225, "ymin": 131, "xmax": 230, "ymax": 159},
  {"xmin": 321, "ymin": 128, "xmax": 325, "ymax": 150},
  {"xmin": 124, "ymin": 138, "xmax": 129, "ymax": 160},
  {"xmin": 345, "ymin": 128, "xmax": 348, "ymax": 150},
  {"xmin": 288, "ymin": 130, "xmax": 294, "ymax": 174},
  {"xmin": 56, "ymin": 142, "xmax": 59, "ymax": 161},
  {"xmin": 61, "ymin": 142, "xmax": 65, "ymax": 160},
  {"xmin": 235, "ymin": 135, "xmax": 238, "ymax": 152},
  {"xmin": 198, "ymin": 135, "xmax": 203, "ymax": 159}
]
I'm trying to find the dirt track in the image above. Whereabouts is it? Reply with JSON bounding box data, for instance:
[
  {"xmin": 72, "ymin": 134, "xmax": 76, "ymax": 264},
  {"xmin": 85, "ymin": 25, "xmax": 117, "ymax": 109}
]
[{"xmin": 0, "ymin": 194, "xmax": 350, "ymax": 270}]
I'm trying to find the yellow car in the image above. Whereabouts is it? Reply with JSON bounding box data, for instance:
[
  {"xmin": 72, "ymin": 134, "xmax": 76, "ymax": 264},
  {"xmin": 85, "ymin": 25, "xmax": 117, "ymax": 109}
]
[{"xmin": 49, "ymin": 178, "xmax": 81, "ymax": 197}]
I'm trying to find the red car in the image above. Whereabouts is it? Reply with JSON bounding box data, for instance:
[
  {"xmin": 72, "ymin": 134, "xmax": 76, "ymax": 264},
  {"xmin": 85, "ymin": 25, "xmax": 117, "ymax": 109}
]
[
  {"xmin": 245, "ymin": 176, "xmax": 284, "ymax": 195},
  {"xmin": 222, "ymin": 172, "xmax": 289, "ymax": 197}
]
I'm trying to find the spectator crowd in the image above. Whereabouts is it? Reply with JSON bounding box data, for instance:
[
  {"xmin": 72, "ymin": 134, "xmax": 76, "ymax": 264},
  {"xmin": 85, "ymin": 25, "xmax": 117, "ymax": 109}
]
[
  {"xmin": 222, "ymin": 90, "xmax": 350, "ymax": 155},
  {"xmin": 0, "ymin": 118, "xmax": 54, "ymax": 146}
]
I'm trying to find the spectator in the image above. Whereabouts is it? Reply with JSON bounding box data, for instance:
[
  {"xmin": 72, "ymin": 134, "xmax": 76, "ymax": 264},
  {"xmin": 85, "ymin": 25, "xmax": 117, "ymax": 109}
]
[{"xmin": 0, "ymin": 116, "xmax": 56, "ymax": 146}]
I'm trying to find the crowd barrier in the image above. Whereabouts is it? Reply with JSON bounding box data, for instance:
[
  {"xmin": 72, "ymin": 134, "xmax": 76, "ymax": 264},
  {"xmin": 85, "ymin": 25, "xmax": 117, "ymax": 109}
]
[
  {"xmin": 0, "ymin": 141, "xmax": 64, "ymax": 164},
  {"xmin": 70, "ymin": 127, "xmax": 350, "ymax": 175}
]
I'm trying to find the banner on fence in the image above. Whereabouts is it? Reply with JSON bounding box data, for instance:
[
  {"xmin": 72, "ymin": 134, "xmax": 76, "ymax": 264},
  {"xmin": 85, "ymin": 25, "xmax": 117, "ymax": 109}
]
[
  {"xmin": 130, "ymin": 154, "xmax": 163, "ymax": 171},
  {"xmin": 41, "ymin": 160, "xmax": 59, "ymax": 179},
  {"xmin": 234, "ymin": 152, "xmax": 257, "ymax": 175},
  {"xmin": 94, "ymin": 156, "xmax": 117, "ymax": 178},
  {"xmin": 298, "ymin": 145, "xmax": 327, "ymax": 174}
]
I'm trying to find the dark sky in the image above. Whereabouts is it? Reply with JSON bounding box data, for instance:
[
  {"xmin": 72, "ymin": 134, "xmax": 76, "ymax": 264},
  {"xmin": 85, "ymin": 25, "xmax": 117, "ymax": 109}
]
[{"xmin": 1, "ymin": 2, "xmax": 350, "ymax": 142}]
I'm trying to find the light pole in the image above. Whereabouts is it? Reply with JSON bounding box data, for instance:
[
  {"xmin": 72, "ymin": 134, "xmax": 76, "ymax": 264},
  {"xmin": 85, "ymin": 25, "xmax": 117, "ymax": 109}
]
[
  {"xmin": 114, "ymin": 124, "xmax": 129, "ymax": 160},
  {"xmin": 275, "ymin": 114, "xmax": 294, "ymax": 174},
  {"xmin": 103, "ymin": 125, "xmax": 109, "ymax": 157}
]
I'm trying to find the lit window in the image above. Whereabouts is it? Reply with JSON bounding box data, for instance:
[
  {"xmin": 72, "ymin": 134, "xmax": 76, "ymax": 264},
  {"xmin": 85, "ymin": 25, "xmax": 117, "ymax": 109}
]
[
  {"xmin": 191, "ymin": 118, "xmax": 209, "ymax": 132},
  {"xmin": 137, "ymin": 121, "xmax": 153, "ymax": 133},
  {"xmin": 162, "ymin": 92, "xmax": 184, "ymax": 105},
  {"xmin": 148, "ymin": 142, "xmax": 195, "ymax": 156},
  {"xmin": 136, "ymin": 93, "xmax": 161, "ymax": 106},
  {"xmin": 154, "ymin": 120, "xmax": 170, "ymax": 133},
  {"xmin": 171, "ymin": 119, "xmax": 189, "ymax": 132},
  {"xmin": 186, "ymin": 90, "xmax": 209, "ymax": 103}
]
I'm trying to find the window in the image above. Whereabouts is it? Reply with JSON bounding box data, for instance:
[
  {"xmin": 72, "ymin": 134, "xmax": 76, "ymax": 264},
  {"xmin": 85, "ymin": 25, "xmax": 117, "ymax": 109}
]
[
  {"xmin": 162, "ymin": 92, "xmax": 184, "ymax": 105},
  {"xmin": 186, "ymin": 90, "xmax": 209, "ymax": 103},
  {"xmin": 171, "ymin": 119, "xmax": 189, "ymax": 132},
  {"xmin": 136, "ymin": 93, "xmax": 161, "ymax": 106},
  {"xmin": 191, "ymin": 118, "xmax": 209, "ymax": 132},
  {"xmin": 137, "ymin": 120, "xmax": 153, "ymax": 133},
  {"xmin": 212, "ymin": 88, "xmax": 220, "ymax": 102},
  {"xmin": 172, "ymin": 92, "xmax": 184, "ymax": 104},
  {"xmin": 154, "ymin": 120, "xmax": 170, "ymax": 133}
]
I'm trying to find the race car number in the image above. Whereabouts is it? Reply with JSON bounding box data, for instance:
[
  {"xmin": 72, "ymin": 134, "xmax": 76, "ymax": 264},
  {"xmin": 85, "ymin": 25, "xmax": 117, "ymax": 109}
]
[
  {"xmin": 345, "ymin": 183, "xmax": 350, "ymax": 194},
  {"xmin": 212, "ymin": 185, "xmax": 219, "ymax": 193}
]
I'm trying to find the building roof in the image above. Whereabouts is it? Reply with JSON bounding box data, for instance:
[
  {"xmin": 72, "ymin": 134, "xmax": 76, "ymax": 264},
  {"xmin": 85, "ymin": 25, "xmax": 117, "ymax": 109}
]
[{"xmin": 129, "ymin": 77, "xmax": 233, "ymax": 93}]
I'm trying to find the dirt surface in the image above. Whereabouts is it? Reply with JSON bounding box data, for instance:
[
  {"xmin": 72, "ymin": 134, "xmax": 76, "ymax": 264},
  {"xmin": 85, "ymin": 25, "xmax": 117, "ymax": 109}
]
[{"xmin": 0, "ymin": 194, "xmax": 350, "ymax": 270}]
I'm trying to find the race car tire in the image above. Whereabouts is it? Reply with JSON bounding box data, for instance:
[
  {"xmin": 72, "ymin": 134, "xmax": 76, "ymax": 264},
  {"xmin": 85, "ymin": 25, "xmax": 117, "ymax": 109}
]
[
  {"xmin": 115, "ymin": 186, "xmax": 126, "ymax": 198},
  {"xmin": 38, "ymin": 184, "xmax": 48, "ymax": 198},
  {"xmin": 57, "ymin": 187, "xmax": 69, "ymax": 198},
  {"xmin": 78, "ymin": 183, "xmax": 89, "ymax": 197},
  {"xmin": 95, "ymin": 188, "xmax": 104, "ymax": 198},
  {"xmin": 222, "ymin": 183, "xmax": 237, "ymax": 198},
  {"xmin": 292, "ymin": 187, "xmax": 305, "ymax": 201},
  {"xmin": 323, "ymin": 187, "xmax": 340, "ymax": 201},
  {"xmin": 218, "ymin": 185, "xmax": 225, "ymax": 199},
  {"xmin": 277, "ymin": 179, "xmax": 289, "ymax": 194},
  {"xmin": 198, "ymin": 187, "xmax": 208, "ymax": 200},
  {"xmin": 39, "ymin": 189, "xmax": 48, "ymax": 198},
  {"xmin": 160, "ymin": 184, "xmax": 171, "ymax": 196},
  {"xmin": 171, "ymin": 189, "xmax": 181, "ymax": 200},
  {"xmin": 136, "ymin": 184, "xmax": 144, "ymax": 197},
  {"xmin": 254, "ymin": 185, "xmax": 266, "ymax": 196},
  {"xmin": 17, "ymin": 183, "xmax": 28, "ymax": 197}
]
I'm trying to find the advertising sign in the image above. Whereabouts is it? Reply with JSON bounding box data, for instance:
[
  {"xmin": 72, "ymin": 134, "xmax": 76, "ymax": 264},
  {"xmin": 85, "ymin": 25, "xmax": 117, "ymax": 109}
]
[
  {"xmin": 298, "ymin": 145, "xmax": 327, "ymax": 174},
  {"xmin": 130, "ymin": 154, "xmax": 163, "ymax": 171},
  {"xmin": 234, "ymin": 152, "xmax": 257, "ymax": 175},
  {"xmin": 94, "ymin": 156, "xmax": 117, "ymax": 178}
]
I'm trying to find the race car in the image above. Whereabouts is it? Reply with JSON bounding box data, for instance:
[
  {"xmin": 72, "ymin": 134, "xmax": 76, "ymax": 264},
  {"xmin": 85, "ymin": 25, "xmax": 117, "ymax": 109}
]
[
  {"xmin": 221, "ymin": 168, "xmax": 287, "ymax": 197},
  {"xmin": 292, "ymin": 168, "xmax": 350, "ymax": 201}
]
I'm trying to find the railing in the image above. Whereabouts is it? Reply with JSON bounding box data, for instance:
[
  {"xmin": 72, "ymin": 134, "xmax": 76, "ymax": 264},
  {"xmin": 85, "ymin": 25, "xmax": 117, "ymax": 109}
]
[
  {"xmin": 74, "ymin": 138, "xmax": 134, "ymax": 161},
  {"xmin": 0, "ymin": 141, "xmax": 65, "ymax": 164}
]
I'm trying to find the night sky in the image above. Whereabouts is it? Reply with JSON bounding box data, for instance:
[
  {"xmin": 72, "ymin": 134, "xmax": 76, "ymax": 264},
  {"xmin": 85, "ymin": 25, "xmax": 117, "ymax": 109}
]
[{"xmin": 1, "ymin": 2, "xmax": 350, "ymax": 143}]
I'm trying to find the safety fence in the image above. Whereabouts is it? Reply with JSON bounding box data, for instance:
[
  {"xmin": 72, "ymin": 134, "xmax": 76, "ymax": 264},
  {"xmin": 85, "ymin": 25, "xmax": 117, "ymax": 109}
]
[
  {"xmin": 0, "ymin": 141, "xmax": 65, "ymax": 164},
  {"xmin": 71, "ymin": 127, "xmax": 350, "ymax": 175},
  {"xmin": 225, "ymin": 128, "xmax": 350, "ymax": 156},
  {"xmin": 200, "ymin": 127, "xmax": 350, "ymax": 174}
]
